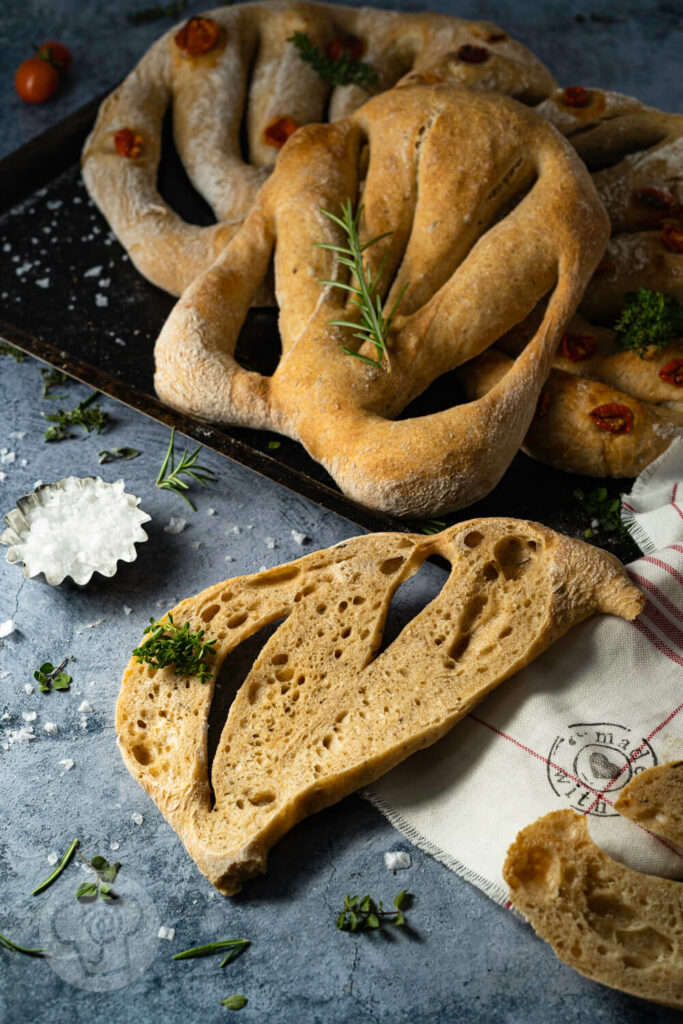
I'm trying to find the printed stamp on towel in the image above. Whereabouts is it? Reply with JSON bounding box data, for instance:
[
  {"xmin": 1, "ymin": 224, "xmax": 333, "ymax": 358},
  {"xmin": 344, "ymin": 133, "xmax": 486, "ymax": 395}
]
[{"xmin": 547, "ymin": 722, "xmax": 658, "ymax": 816}]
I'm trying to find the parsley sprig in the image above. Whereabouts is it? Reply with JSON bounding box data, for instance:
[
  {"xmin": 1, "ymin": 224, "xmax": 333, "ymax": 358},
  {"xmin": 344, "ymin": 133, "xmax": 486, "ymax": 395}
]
[
  {"xmin": 173, "ymin": 938, "xmax": 250, "ymax": 968},
  {"xmin": 337, "ymin": 889, "xmax": 410, "ymax": 932},
  {"xmin": 573, "ymin": 486, "xmax": 629, "ymax": 541},
  {"xmin": 316, "ymin": 199, "xmax": 408, "ymax": 371},
  {"xmin": 156, "ymin": 428, "xmax": 218, "ymax": 510},
  {"xmin": 75, "ymin": 855, "xmax": 120, "ymax": 902},
  {"xmin": 614, "ymin": 288, "xmax": 683, "ymax": 359},
  {"xmin": 133, "ymin": 613, "xmax": 217, "ymax": 684},
  {"xmin": 43, "ymin": 392, "xmax": 109, "ymax": 442},
  {"xmin": 288, "ymin": 31, "xmax": 378, "ymax": 88},
  {"xmin": 32, "ymin": 839, "xmax": 80, "ymax": 896},
  {"xmin": 33, "ymin": 657, "xmax": 71, "ymax": 694}
]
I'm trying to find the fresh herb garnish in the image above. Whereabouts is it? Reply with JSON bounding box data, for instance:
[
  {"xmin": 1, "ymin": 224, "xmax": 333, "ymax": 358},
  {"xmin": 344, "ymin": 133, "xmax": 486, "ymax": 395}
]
[
  {"xmin": 0, "ymin": 930, "xmax": 44, "ymax": 957},
  {"xmin": 0, "ymin": 342, "xmax": 26, "ymax": 362},
  {"xmin": 336, "ymin": 889, "xmax": 411, "ymax": 932},
  {"xmin": 32, "ymin": 838, "xmax": 80, "ymax": 896},
  {"xmin": 75, "ymin": 854, "xmax": 120, "ymax": 902},
  {"xmin": 573, "ymin": 486, "xmax": 629, "ymax": 541},
  {"xmin": 316, "ymin": 199, "xmax": 408, "ymax": 371},
  {"xmin": 44, "ymin": 392, "xmax": 109, "ymax": 442},
  {"xmin": 414, "ymin": 518, "xmax": 447, "ymax": 536},
  {"xmin": 133, "ymin": 612, "xmax": 217, "ymax": 684},
  {"xmin": 156, "ymin": 428, "xmax": 218, "ymax": 510},
  {"xmin": 288, "ymin": 31, "xmax": 377, "ymax": 88},
  {"xmin": 267, "ymin": 440, "xmax": 281, "ymax": 450},
  {"xmin": 33, "ymin": 657, "xmax": 72, "ymax": 694},
  {"xmin": 98, "ymin": 447, "xmax": 141, "ymax": 464},
  {"xmin": 126, "ymin": 0, "xmax": 187, "ymax": 24},
  {"xmin": 40, "ymin": 367, "xmax": 69, "ymax": 399},
  {"xmin": 614, "ymin": 288, "xmax": 683, "ymax": 359},
  {"xmin": 220, "ymin": 994, "xmax": 248, "ymax": 1010},
  {"xmin": 173, "ymin": 938, "xmax": 250, "ymax": 968}
]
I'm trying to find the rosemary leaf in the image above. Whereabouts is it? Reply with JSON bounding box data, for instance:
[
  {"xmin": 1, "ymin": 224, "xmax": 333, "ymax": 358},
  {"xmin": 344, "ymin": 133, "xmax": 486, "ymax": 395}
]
[
  {"xmin": 288, "ymin": 31, "xmax": 377, "ymax": 88},
  {"xmin": 156, "ymin": 428, "xmax": 218, "ymax": 511},
  {"xmin": 173, "ymin": 938, "xmax": 250, "ymax": 963},
  {"xmin": 32, "ymin": 838, "xmax": 80, "ymax": 896}
]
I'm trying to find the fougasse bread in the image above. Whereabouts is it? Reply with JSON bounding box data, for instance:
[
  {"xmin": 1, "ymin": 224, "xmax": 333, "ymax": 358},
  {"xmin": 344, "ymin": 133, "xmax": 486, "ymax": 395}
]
[
  {"xmin": 503, "ymin": 807, "xmax": 683, "ymax": 1009},
  {"xmin": 116, "ymin": 518, "xmax": 643, "ymax": 896},
  {"xmin": 614, "ymin": 761, "xmax": 683, "ymax": 847}
]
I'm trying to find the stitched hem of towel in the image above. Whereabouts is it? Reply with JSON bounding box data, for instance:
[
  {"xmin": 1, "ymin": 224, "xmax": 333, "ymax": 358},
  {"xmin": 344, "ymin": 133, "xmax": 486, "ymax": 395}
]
[
  {"xmin": 363, "ymin": 789, "xmax": 508, "ymax": 907},
  {"xmin": 621, "ymin": 502, "xmax": 657, "ymax": 558},
  {"xmin": 622, "ymin": 437, "xmax": 683, "ymax": 556}
]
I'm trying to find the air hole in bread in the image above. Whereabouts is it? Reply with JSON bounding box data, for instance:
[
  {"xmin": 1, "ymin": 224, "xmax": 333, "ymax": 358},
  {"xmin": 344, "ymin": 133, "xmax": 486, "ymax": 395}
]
[
  {"xmin": 249, "ymin": 564, "xmax": 301, "ymax": 587},
  {"xmin": 227, "ymin": 611, "xmax": 249, "ymax": 629},
  {"xmin": 464, "ymin": 531, "xmax": 484, "ymax": 548},
  {"xmin": 494, "ymin": 535, "xmax": 536, "ymax": 580},
  {"xmin": 483, "ymin": 562, "xmax": 499, "ymax": 580},
  {"xmin": 132, "ymin": 743, "xmax": 153, "ymax": 766},
  {"xmin": 200, "ymin": 603, "xmax": 221, "ymax": 623},
  {"xmin": 380, "ymin": 556, "xmax": 405, "ymax": 575},
  {"xmin": 373, "ymin": 555, "xmax": 447, "ymax": 661}
]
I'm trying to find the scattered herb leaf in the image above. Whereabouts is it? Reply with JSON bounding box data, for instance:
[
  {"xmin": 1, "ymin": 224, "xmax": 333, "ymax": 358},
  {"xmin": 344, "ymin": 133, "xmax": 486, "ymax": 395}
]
[
  {"xmin": 40, "ymin": 367, "xmax": 69, "ymax": 399},
  {"xmin": 267, "ymin": 440, "xmax": 281, "ymax": 450},
  {"xmin": 0, "ymin": 342, "xmax": 26, "ymax": 362},
  {"xmin": 76, "ymin": 853, "xmax": 120, "ymax": 902},
  {"xmin": 337, "ymin": 890, "xmax": 411, "ymax": 932},
  {"xmin": 614, "ymin": 288, "xmax": 683, "ymax": 359},
  {"xmin": 98, "ymin": 447, "xmax": 141, "ymax": 464},
  {"xmin": 133, "ymin": 612, "xmax": 217, "ymax": 684},
  {"xmin": 288, "ymin": 31, "xmax": 377, "ymax": 88},
  {"xmin": 126, "ymin": 0, "xmax": 188, "ymax": 24},
  {"xmin": 0, "ymin": 930, "xmax": 44, "ymax": 957},
  {"xmin": 316, "ymin": 199, "xmax": 408, "ymax": 371},
  {"xmin": 414, "ymin": 518, "xmax": 447, "ymax": 536},
  {"xmin": 573, "ymin": 487, "xmax": 629, "ymax": 541},
  {"xmin": 33, "ymin": 657, "xmax": 71, "ymax": 694},
  {"xmin": 156, "ymin": 428, "xmax": 218, "ymax": 510},
  {"xmin": 32, "ymin": 838, "xmax": 80, "ymax": 896},
  {"xmin": 173, "ymin": 938, "xmax": 250, "ymax": 967},
  {"xmin": 44, "ymin": 392, "xmax": 109, "ymax": 442},
  {"xmin": 221, "ymin": 994, "xmax": 248, "ymax": 1011}
]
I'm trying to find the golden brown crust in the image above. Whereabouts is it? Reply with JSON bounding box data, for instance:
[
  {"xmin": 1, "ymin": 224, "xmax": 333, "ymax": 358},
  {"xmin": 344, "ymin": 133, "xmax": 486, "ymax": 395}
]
[
  {"xmin": 153, "ymin": 83, "xmax": 608, "ymax": 517},
  {"xmin": 614, "ymin": 762, "xmax": 683, "ymax": 847},
  {"xmin": 503, "ymin": 809, "xmax": 683, "ymax": 1009},
  {"xmin": 116, "ymin": 517, "xmax": 643, "ymax": 895},
  {"xmin": 81, "ymin": 1, "xmax": 555, "ymax": 296}
]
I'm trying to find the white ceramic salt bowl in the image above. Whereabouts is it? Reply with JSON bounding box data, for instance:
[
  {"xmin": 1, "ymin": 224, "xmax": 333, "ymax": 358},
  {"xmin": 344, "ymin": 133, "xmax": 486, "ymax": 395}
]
[{"xmin": 1, "ymin": 476, "xmax": 151, "ymax": 586}]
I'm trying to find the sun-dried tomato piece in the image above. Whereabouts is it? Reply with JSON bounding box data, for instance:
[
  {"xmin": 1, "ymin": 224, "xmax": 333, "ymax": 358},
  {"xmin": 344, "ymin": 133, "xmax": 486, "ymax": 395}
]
[
  {"xmin": 114, "ymin": 128, "xmax": 143, "ymax": 159},
  {"xmin": 562, "ymin": 86, "xmax": 592, "ymax": 108},
  {"xmin": 174, "ymin": 17, "xmax": 220, "ymax": 56},
  {"xmin": 589, "ymin": 403, "xmax": 633, "ymax": 434},
  {"xmin": 659, "ymin": 358, "xmax": 683, "ymax": 387},
  {"xmin": 561, "ymin": 333, "xmax": 598, "ymax": 362},
  {"xmin": 326, "ymin": 33, "xmax": 363, "ymax": 61},
  {"xmin": 264, "ymin": 116, "xmax": 299, "ymax": 148},
  {"xmin": 456, "ymin": 44, "xmax": 490, "ymax": 64},
  {"xmin": 632, "ymin": 186, "xmax": 679, "ymax": 212},
  {"xmin": 662, "ymin": 223, "xmax": 683, "ymax": 253}
]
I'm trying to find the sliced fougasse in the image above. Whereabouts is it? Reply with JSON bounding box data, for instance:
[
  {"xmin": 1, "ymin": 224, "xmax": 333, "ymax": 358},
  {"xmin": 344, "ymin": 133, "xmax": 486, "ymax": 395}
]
[{"xmin": 614, "ymin": 761, "xmax": 683, "ymax": 847}]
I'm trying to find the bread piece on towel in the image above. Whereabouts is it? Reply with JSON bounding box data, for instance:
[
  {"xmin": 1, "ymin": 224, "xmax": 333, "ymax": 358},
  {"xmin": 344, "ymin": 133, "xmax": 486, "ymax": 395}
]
[
  {"xmin": 615, "ymin": 762, "xmax": 683, "ymax": 848},
  {"xmin": 117, "ymin": 518, "xmax": 643, "ymax": 895},
  {"xmin": 503, "ymin": 809, "xmax": 683, "ymax": 1009}
]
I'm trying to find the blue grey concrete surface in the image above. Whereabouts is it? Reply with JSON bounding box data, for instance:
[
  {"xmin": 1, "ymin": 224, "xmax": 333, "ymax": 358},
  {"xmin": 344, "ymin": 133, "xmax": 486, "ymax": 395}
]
[{"xmin": 0, "ymin": 1, "xmax": 681, "ymax": 1022}]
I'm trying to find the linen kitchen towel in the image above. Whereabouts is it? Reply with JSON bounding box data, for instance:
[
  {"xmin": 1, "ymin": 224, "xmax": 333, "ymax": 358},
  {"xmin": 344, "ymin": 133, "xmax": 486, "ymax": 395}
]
[{"xmin": 368, "ymin": 439, "xmax": 683, "ymax": 905}]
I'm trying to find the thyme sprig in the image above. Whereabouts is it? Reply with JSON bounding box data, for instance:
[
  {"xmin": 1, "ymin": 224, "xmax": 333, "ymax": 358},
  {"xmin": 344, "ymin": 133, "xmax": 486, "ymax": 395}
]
[
  {"xmin": 316, "ymin": 199, "xmax": 408, "ymax": 371},
  {"xmin": 0, "ymin": 930, "xmax": 44, "ymax": 957},
  {"xmin": 337, "ymin": 889, "xmax": 410, "ymax": 932},
  {"xmin": 156, "ymin": 428, "xmax": 218, "ymax": 510},
  {"xmin": 173, "ymin": 938, "xmax": 250, "ymax": 968},
  {"xmin": 288, "ymin": 31, "xmax": 377, "ymax": 88},
  {"xmin": 32, "ymin": 839, "xmax": 80, "ymax": 896},
  {"xmin": 33, "ymin": 657, "xmax": 71, "ymax": 693},
  {"xmin": 43, "ymin": 392, "xmax": 109, "ymax": 442},
  {"xmin": 614, "ymin": 288, "xmax": 683, "ymax": 359},
  {"xmin": 75, "ymin": 854, "xmax": 120, "ymax": 903},
  {"xmin": 133, "ymin": 613, "xmax": 217, "ymax": 684}
]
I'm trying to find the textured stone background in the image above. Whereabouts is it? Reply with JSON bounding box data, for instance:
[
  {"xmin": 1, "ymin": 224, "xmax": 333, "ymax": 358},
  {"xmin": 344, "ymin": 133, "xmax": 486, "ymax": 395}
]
[{"xmin": 0, "ymin": 1, "xmax": 681, "ymax": 1022}]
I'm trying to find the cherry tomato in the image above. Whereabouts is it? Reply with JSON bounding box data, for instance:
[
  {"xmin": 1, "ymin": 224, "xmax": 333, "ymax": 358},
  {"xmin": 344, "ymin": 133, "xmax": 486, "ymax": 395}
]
[
  {"xmin": 15, "ymin": 56, "xmax": 60, "ymax": 104},
  {"xmin": 37, "ymin": 41, "xmax": 72, "ymax": 74}
]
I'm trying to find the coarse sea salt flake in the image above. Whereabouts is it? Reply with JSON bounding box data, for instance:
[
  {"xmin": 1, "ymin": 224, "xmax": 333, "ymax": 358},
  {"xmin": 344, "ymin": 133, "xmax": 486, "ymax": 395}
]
[
  {"xmin": 47, "ymin": 851, "xmax": 59, "ymax": 866},
  {"xmin": 44, "ymin": 722, "xmax": 58, "ymax": 735},
  {"xmin": 123, "ymin": 605, "xmax": 132, "ymax": 616},
  {"xmin": 158, "ymin": 926, "xmax": 175, "ymax": 941},
  {"xmin": 164, "ymin": 517, "xmax": 187, "ymax": 535},
  {"xmin": 78, "ymin": 701, "xmax": 93, "ymax": 714},
  {"xmin": 95, "ymin": 293, "xmax": 108, "ymax": 307},
  {"xmin": 291, "ymin": 530, "xmax": 308, "ymax": 546},
  {"xmin": 384, "ymin": 851, "xmax": 412, "ymax": 871},
  {"xmin": 264, "ymin": 537, "xmax": 276, "ymax": 549},
  {"xmin": 22, "ymin": 711, "xmax": 37, "ymax": 722},
  {"xmin": 1, "ymin": 451, "xmax": 16, "ymax": 464},
  {"xmin": 0, "ymin": 620, "xmax": 15, "ymax": 638},
  {"xmin": 36, "ymin": 278, "xmax": 50, "ymax": 289},
  {"xmin": 110, "ymin": 841, "xmax": 120, "ymax": 851},
  {"xmin": 131, "ymin": 813, "xmax": 144, "ymax": 825},
  {"xmin": 23, "ymin": 684, "xmax": 34, "ymax": 694},
  {"xmin": 59, "ymin": 758, "xmax": 74, "ymax": 771},
  {"xmin": 83, "ymin": 265, "xmax": 102, "ymax": 277}
]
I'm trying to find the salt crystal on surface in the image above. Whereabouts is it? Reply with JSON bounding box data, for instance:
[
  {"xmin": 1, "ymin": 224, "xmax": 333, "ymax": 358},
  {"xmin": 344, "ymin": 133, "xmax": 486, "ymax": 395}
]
[
  {"xmin": 245, "ymin": 524, "xmax": 254, "ymax": 530},
  {"xmin": 59, "ymin": 758, "xmax": 74, "ymax": 772},
  {"xmin": 47, "ymin": 851, "xmax": 59, "ymax": 866},
  {"xmin": 98, "ymin": 278, "xmax": 111, "ymax": 288},
  {"xmin": 164, "ymin": 517, "xmax": 187, "ymax": 535},
  {"xmin": 95, "ymin": 293, "xmax": 108, "ymax": 307},
  {"xmin": 80, "ymin": 717, "xmax": 88, "ymax": 730},
  {"xmin": 224, "ymin": 555, "xmax": 234, "ymax": 563},
  {"xmin": 384, "ymin": 851, "xmax": 412, "ymax": 871},
  {"xmin": 131, "ymin": 813, "xmax": 144, "ymax": 825},
  {"xmin": 0, "ymin": 472, "xmax": 7, "ymax": 482},
  {"xmin": 158, "ymin": 926, "xmax": 175, "ymax": 941},
  {"xmin": 1, "ymin": 451, "xmax": 16, "ymax": 464},
  {"xmin": 192, "ymin": 540, "xmax": 203, "ymax": 550},
  {"xmin": 258, "ymin": 565, "xmax": 267, "ymax": 572},
  {"xmin": 227, "ymin": 524, "xmax": 240, "ymax": 535},
  {"xmin": 264, "ymin": 537, "xmax": 276, "ymax": 549},
  {"xmin": 1, "ymin": 712, "xmax": 11, "ymax": 721},
  {"xmin": 291, "ymin": 530, "xmax": 308, "ymax": 546},
  {"xmin": 123, "ymin": 605, "xmax": 132, "ymax": 616},
  {"xmin": 78, "ymin": 701, "xmax": 93, "ymax": 713},
  {"xmin": 9, "ymin": 727, "xmax": 35, "ymax": 744},
  {"xmin": 22, "ymin": 711, "xmax": 37, "ymax": 722},
  {"xmin": 110, "ymin": 842, "xmax": 120, "ymax": 851},
  {"xmin": 114, "ymin": 337, "xmax": 126, "ymax": 346},
  {"xmin": 207, "ymin": 508, "xmax": 216, "ymax": 516},
  {"xmin": 83, "ymin": 265, "xmax": 102, "ymax": 277},
  {"xmin": 9, "ymin": 431, "xmax": 25, "ymax": 440},
  {"xmin": 46, "ymin": 200, "xmax": 63, "ymax": 211},
  {"xmin": 15, "ymin": 262, "xmax": 32, "ymax": 275},
  {"xmin": 0, "ymin": 620, "xmax": 15, "ymax": 638},
  {"xmin": 44, "ymin": 722, "xmax": 58, "ymax": 735},
  {"xmin": 23, "ymin": 684, "xmax": 34, "ymax": 695},
  {"xmin": 36, "ymin": 278, "xmax": 50, "ymax": 289}
]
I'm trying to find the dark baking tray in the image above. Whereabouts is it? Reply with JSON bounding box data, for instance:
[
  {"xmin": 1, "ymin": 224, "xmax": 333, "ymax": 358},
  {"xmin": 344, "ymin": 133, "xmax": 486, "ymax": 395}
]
[{"xmin": 0, "ymin": 93, "xmax": 639, "ymax": 562}]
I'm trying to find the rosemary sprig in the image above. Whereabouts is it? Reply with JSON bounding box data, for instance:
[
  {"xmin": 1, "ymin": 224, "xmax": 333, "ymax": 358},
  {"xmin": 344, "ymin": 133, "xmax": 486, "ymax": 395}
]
[
  {"xmin": 32, "ymin": 839, "xmax": 80, "ymax": 896},
  {"xmin": 156, "ymin": 428, "xmax": 218, "ymax": 510},
  {"xmin": 288, "ymin": 31, "xmax": 377, "ymax": 88},
  {"xmin": 337, "ymin": 889, "xmax": 411, "ymax": 932},
  {"xmin": 414, "ymin": 518, "xmax": 447, "ymax": 536},
  {"xmin": 43, "ymin": 392, "xmax": 109, "ymax": 442},
  {"xmin": 98, "ymin": 447, "xmax": 141, "ymax": 464},
  {"xmin": 173, "ymin": 938, "xmax": 250, "ymax": 968},
  {"xmin": 133, "ymin": 613, "xmax": 217, "ymax": 684},
  {"xmin": 316, "ymin": 199, "xmax": 408, "ymax": 371},
  {"xmin": 0, "ymin": 931, "xmax": 44, "ymax": 957}
]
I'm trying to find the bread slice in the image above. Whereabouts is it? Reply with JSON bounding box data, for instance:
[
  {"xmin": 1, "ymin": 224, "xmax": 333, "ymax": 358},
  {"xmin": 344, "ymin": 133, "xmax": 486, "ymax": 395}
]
[
  {"xmin": 503, "ymin": 809, "xmax": 683, "ymax": 1008},
  {"xmin": 614, "ymin": 762, "xmax": 683, "ymax": 847},
  {"xmin": 116, "ymin": 518, "xmax": 643, "ymax": 895}
]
